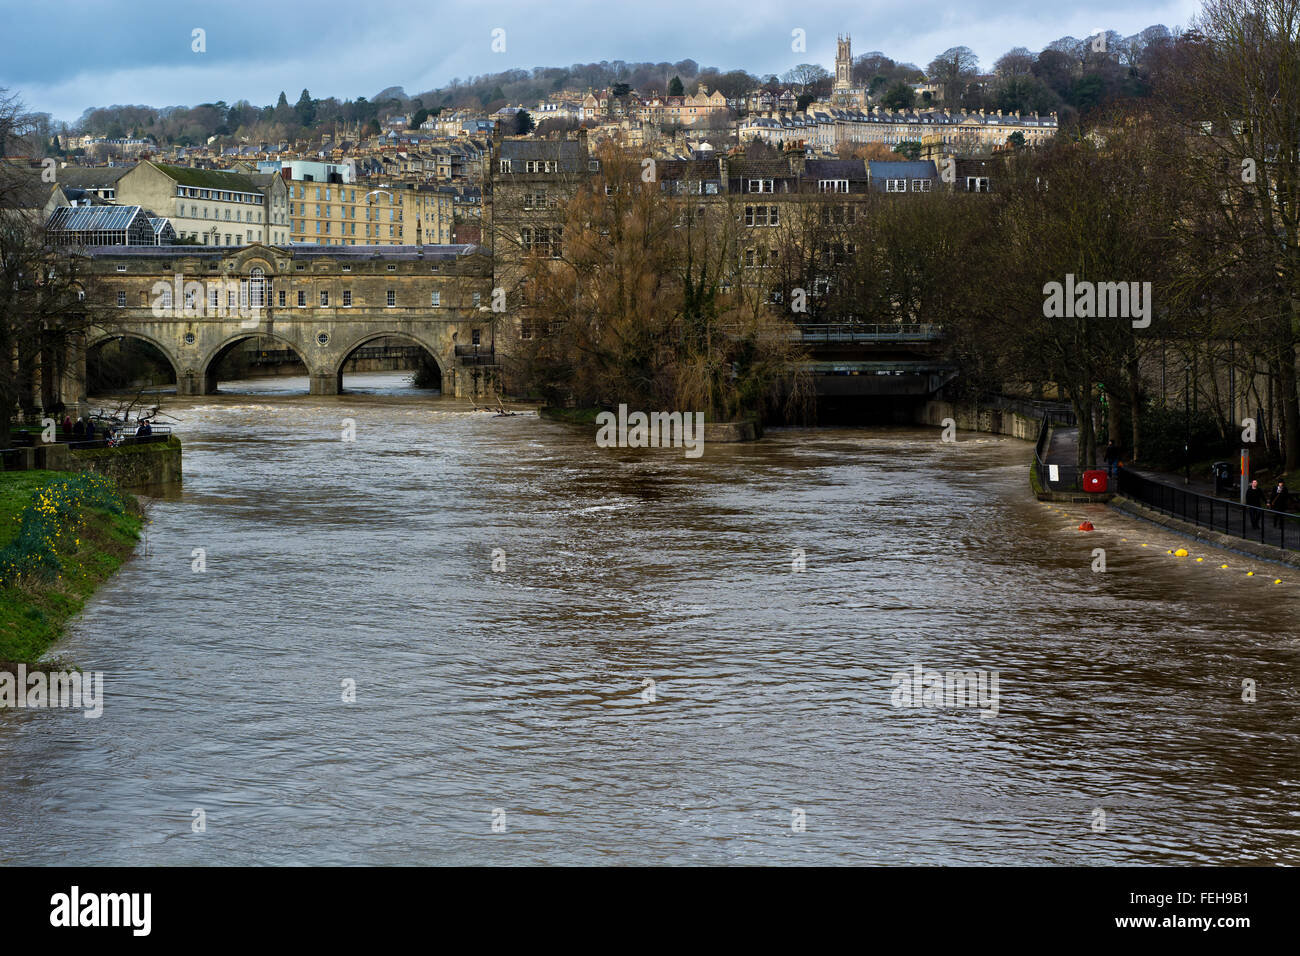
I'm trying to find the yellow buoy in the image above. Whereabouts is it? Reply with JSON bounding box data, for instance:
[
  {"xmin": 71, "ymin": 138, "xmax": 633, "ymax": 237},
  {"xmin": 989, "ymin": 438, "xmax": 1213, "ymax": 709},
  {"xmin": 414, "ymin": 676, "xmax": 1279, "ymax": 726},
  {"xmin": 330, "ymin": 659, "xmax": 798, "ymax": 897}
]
[
  {"xmin": 1220, "ymin": 564, "xmax": 1229, "ymax": 569},
  {"xmin": 1196, "ymin": 557, "xmax": 1204, "ymax": 562},
  {"xmin": 1247, "ymin": 571, "xmax": 1255, "ymax": 576},
  {"xmin": 1276, "ymin": 579, "xmax": 1283, "ymax": 584},
  {"xmin": 1174, "ymin": 548, "xmax": 1189, "ymax": 557}
]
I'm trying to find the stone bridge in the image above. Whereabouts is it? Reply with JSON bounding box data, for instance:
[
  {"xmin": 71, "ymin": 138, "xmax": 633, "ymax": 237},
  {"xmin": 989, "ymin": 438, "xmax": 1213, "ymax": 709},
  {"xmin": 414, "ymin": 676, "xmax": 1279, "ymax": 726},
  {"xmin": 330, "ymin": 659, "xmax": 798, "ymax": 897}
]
[{"xmin": 66, "ymin": 243, "xmax": 498, "ymax": 409}]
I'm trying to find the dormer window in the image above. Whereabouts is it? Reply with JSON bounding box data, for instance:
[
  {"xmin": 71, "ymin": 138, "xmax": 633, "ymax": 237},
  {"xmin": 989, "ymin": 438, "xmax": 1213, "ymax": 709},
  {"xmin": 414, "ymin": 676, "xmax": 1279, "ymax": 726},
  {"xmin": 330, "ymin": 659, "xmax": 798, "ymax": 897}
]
[{"xmin": 747, "ymin": 179, "xmax": 774, "ymax": 193}]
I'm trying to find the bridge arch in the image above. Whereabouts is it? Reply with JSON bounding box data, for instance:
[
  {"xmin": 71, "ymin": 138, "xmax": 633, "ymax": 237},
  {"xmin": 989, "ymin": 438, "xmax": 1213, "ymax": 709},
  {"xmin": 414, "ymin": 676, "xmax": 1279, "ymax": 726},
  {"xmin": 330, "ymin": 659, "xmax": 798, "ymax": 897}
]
[
  {"xmin": 85, "ymin": 330, "xmax": 181, "ymax": 393},
  {"xmin": 330, "ymin": 330, "xmax": 447, "ymax": 393},
  {"xmin": 201, "ymin": 330, "xmax": 314, "ymax": 395}
]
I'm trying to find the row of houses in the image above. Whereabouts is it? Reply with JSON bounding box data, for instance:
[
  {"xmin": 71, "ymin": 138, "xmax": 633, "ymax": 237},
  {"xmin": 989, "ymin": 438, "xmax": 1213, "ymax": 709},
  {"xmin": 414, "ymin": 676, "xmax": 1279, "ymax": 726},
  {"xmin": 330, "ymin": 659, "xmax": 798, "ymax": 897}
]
[{"xmin": 740, "ymin": 107, "xmax": 1057, "ymax": 151}]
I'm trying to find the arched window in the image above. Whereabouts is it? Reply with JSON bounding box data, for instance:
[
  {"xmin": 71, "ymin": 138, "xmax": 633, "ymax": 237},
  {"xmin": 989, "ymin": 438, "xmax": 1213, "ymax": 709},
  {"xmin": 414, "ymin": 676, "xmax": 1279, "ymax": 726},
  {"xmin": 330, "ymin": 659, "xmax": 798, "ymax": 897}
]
[{"xmin": 248, "ymin": 267, "xmax": 266, "ymax": 308}]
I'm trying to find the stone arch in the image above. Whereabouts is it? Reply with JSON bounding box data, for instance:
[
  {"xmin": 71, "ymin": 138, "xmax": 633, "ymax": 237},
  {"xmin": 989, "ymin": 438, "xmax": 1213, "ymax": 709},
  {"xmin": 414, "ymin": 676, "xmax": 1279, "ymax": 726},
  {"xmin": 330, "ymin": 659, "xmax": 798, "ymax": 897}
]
[
  {"xmin": 331, "ymin": 330, "xmax": 447, "ymax": 393},
  {"xmin": 85, "ymin": 330, "xmax": 182, "ymax": 391},
  {"xmin": 200, "ymin": 330, "xmax": 314, "ymax": 394}
]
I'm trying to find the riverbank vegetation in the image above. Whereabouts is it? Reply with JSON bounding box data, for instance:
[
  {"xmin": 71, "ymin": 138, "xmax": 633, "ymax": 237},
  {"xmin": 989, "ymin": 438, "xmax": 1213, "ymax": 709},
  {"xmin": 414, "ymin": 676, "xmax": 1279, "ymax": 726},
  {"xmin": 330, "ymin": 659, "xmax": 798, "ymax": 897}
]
[
  {"xmin": 500, "ymin": 145, "xmax": 813, "ymax": 424},
  {"xmin": 0, "ymin": 471, "xmax": 141, "ymax": 666}
]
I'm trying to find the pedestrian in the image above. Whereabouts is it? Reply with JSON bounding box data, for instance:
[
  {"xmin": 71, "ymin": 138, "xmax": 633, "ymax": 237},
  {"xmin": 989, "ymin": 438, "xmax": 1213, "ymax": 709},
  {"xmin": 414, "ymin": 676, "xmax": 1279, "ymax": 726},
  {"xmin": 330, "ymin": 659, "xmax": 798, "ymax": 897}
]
[
  {"xmin": 1269, "ymin": 480, "xmax": 1290, "ymax": 529},
  {"xmin": 1103, "ymin": 440, "xmax": 1120, "ymax": 478},
  {"xmin": 71, "ymin": 418, "xmax": 84, "ymax": 439},
  {"xmin": 84, "ymin": 419, "xmax": 95, "ymax": 441},
  {"xmin": 61, "ymin": 414, "xmax": 72, "ymax": 436},
  {"xmin": 138, "ymin": 419, "xmax": 152, "ymax": 437},
  {"xmin": 1246, "ymin": 479, "xmax": 1263, "ymax": 529}
]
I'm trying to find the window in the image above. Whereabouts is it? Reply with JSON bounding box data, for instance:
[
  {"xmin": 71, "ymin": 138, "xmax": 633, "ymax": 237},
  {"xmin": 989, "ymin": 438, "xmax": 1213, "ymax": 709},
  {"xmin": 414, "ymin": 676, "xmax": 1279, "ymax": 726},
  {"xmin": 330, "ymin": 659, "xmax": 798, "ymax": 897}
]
[
  {"xmin": 320, "ymin": 290, "xmax": 329, "ymax": 307},
  {"xmin": 249, "ymin": 268, "xmax": 266, "ymax": 308},
  {"xmin": 499, "ymin": 159, "xmax": 512, "ymax": 173},
  {"xmin": 297, "ymin": 291, "xmax": 306, "ymax": 307},
  {"xmin": 387, "ymin": 264, "xmax": 397, "ymax": 271},
  {"xmin": 343, "ymin": 290, "xmax": 352, "ymax": 307},
  {"xmin": 912, "ymin": 179, "xmax": 931, "ymax": 192},
  {"xmin": 116, "ymin": 291, "xmax": 126, "ymax": 307},
  {"xmin": 342, "ymin": 264, "xmax": 351, "ymax": 272},
  {"xmin": 747, "ymin": 179, "xmax": 774, "ymax": 193},
  {"xmin": 278, "ymin": 290, "xmax": 286, "ymax": 306},
  {"xmin": 472, "ymin": 292, "xmax": 481, "ymax": 307},
  {"xmin": 115, "ymin": 264, "xmax": 127, "ymax": 273},
  {"xmin": 431, "ymin": 290, "xmax": 441, "ymax": 307},
  {"xmin": 886, "ymin": 179, "xmax": 907, "ymax": 192},
  {"xmin": 965, "ymin": 177, "xmax": 990, "ymax": 193},
  {"xmin": 819, "ymin": 180, "xmax": 849, "ymax": 193},
  {"xmin": 386, "ymin": 290, "xmax": 396, "ymax": 307},
  {"xmin": 744, "ymin": 205, "xmax": 778, "ymax": 227}
]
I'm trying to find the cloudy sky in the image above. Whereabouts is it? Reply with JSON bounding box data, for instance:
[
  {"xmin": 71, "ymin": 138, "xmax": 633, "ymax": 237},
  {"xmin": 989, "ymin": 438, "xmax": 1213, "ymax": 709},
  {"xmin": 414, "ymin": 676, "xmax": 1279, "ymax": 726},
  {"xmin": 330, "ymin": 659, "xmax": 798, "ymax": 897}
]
[{"xmin": 2, "ymin": 0, "xmax": 1203, "ymax": 123}]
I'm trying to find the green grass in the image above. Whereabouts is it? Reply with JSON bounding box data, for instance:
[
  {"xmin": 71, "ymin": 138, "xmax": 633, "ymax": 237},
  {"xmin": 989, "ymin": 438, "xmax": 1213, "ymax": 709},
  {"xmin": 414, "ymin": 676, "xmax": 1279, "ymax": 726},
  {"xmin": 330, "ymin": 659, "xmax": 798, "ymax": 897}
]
[{"xmin": 0, "ymin": 470, "xmax": 142, "ymax": 666}]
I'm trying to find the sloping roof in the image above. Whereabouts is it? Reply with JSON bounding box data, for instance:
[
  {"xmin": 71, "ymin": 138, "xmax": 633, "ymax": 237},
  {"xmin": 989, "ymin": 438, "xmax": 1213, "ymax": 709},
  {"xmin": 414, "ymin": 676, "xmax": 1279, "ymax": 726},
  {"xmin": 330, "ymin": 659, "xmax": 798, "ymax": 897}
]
[
  {"xmin": 55, "ymin": 165, "xmax": 134, "ymax": 187},
  {"xmin": 806, "ymin": 159, "xmax": 869, "ymax": 180},
  {"xmin": 868, "ymin": 160, "xmax": 938, "ymax": 180},
  {"xmin": 149, "ymin": 162, "xmax": 258, "ymax": 191},
  {"xmin": 497, "ymin": 139, "xmax": 587, "ymax": 170},
  {"xmin": 46, "ymin": 204, "xmax": 148, "ymax": 232},
  {"xmin": 728, "ymin": 158, "xmax": 796, "ymax": 179}
]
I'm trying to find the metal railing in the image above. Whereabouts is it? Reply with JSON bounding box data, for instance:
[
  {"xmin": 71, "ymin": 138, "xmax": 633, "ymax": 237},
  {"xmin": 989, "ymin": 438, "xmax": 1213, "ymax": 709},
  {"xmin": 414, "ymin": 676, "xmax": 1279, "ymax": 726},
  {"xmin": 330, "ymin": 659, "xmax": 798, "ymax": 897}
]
[
  {"xmin": 797, "ymin": 323, "xmax": 943, "ymax": 343},
  {"xmin": 66, "ymin": 432, "xmax": 172, "ymax": 451},
  {"xmin": 1118, "ymin": 468, "xmax": 1300, "ymax": 551}
]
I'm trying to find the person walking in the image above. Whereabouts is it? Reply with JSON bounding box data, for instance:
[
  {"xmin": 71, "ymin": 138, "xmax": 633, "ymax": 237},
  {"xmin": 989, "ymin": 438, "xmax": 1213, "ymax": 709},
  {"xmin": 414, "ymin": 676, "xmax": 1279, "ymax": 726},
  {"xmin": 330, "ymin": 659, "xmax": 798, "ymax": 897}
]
[
  {"xmin": 1268, "ymin": 480, "xmax": 1291, "ymax": 529},
  {"xmin": 1246, "ymin": 479, "xmax": 1263, "ymax": 529},
  {"xmin": 84, "ymin": 419, "xmax": 95, "ymax": 441},
  {"xmin": 1103, "ymin": 441, "xmax": 1120, "ymax": 478}
]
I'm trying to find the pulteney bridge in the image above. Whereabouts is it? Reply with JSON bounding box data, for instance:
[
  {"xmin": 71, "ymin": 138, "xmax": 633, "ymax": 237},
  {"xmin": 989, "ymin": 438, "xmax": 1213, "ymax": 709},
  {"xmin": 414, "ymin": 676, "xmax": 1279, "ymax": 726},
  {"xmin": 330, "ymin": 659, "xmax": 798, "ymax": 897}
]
[{"xmin": 59, "ymin": 243, "xmax": 497, "ymax": 411}]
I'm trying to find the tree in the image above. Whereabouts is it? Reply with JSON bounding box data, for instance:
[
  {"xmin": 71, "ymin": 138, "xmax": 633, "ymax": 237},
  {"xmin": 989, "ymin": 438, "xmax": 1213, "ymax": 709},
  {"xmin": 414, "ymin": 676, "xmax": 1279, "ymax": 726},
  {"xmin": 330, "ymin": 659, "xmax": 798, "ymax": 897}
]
[
  {"xmin": 880, "ymin": 81, "xmax": 916, "ymax": 110},
  {"xmin": 668, "ymin": 75, "xmax": 684, "ymax": 96},
  {"xmin": 927, "ymin": 46, "xmax": 980, "ymax": 104},
  {"xmin": 514, "ymin": 109, "xmax": 535, "ymax": 135},
  {"xmin": 505, "ymin": 144, "xmax": 807, "ymax": 421},
  {"xmin": 892, "ymin": 141, "xmax": 921, "ymax": 160},
  {"xmin": 294, "ymin": 89, "xmax": 315, "ymax": 126},
  {"xmin": 0, "ymin": 94, "xmax": 109, "ymax": 448},
  {"xmin": 994, "ymin": 47, "xmax": 1036, "ymax": 77},
  {"xmin": 782, "ymin": 64, "xmax": 831, "ymax": 88}
]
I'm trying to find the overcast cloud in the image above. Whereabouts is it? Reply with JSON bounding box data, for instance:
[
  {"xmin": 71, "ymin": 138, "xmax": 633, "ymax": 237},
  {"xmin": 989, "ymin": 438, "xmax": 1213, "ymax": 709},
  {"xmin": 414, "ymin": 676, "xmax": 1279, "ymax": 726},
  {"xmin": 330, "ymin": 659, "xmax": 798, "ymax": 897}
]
[{"xmin": 0, "ymin": 0, "xmax": 1204, "ymax": 123}]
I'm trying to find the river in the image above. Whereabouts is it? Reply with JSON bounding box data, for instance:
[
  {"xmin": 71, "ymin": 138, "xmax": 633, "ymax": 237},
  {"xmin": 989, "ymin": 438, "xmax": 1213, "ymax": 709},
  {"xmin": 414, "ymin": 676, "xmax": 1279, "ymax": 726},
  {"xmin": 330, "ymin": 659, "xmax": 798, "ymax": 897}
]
[{"xmin": 2, "ymin": 372, "xmax": 1298, "ymax": 864}]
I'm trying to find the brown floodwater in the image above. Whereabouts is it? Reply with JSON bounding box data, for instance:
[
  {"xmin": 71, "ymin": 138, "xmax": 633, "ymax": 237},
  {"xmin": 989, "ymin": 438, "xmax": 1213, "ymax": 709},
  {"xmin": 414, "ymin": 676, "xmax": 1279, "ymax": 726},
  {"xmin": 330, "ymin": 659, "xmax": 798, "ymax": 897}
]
[{"xmin": 1, "ymin": 372, "xmax": 1297, "ymax": 864}]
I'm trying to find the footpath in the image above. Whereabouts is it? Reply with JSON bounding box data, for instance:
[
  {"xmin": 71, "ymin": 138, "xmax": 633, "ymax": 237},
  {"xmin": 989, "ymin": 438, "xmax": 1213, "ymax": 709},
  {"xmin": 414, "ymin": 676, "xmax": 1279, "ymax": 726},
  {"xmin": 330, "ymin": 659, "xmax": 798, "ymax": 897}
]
[{"xmin": 1042, "ymin": 425, "xmax": 1300, "ymax": 567}]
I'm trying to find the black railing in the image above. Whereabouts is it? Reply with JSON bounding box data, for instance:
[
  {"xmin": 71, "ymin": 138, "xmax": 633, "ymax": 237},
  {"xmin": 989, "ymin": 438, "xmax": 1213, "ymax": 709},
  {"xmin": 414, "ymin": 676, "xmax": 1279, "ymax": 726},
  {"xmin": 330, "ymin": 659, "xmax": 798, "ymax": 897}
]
[
  {"xmin": 1118, "ymin": 467, "xmax": 1300, "ymax": 551},
  {"xmin": 66, "ymin": 433, "xmax": 172, "ymax": 451}
]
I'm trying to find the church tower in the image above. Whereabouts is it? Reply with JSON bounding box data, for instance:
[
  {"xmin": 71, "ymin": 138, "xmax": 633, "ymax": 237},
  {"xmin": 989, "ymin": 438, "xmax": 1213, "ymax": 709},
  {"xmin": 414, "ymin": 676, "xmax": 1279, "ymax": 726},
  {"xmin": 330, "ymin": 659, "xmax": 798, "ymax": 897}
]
[{"xmin": 835, "ymin": 34, "xmax": 852, "ymax": 93}]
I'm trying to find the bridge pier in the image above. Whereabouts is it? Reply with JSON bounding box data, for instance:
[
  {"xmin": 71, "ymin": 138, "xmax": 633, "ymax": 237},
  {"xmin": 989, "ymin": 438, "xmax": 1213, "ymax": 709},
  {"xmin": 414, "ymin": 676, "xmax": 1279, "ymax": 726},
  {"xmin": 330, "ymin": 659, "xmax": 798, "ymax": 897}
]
[{"xmin": 309, "ymin": 373, "xmax": 340, "ymax": 396}]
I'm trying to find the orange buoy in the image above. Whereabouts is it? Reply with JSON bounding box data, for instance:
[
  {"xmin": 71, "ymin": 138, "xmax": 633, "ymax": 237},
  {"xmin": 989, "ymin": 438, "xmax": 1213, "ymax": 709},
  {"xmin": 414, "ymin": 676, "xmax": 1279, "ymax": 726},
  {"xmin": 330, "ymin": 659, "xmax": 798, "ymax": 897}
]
[{"xmin": 1078, "ymin": 521, "xmax": 1094, "ymax": 531}]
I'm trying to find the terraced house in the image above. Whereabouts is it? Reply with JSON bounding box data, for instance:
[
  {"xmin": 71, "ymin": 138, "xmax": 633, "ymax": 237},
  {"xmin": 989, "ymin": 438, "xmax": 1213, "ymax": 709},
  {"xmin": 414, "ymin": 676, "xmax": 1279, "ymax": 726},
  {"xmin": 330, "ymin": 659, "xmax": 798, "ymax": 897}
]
[{"xmin": 110, "ymin": 160, "xmax": 291, "ymax": 246}]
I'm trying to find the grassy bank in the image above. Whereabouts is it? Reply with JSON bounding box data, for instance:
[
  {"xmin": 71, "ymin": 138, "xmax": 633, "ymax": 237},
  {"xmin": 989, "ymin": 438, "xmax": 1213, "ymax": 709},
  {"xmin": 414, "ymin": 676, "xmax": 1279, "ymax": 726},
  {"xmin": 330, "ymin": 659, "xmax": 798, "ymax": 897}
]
[{"xmin": 0, "ymin": 470, "xmax": 142, "ymax": 666}]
